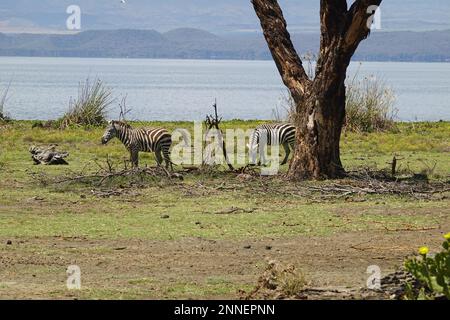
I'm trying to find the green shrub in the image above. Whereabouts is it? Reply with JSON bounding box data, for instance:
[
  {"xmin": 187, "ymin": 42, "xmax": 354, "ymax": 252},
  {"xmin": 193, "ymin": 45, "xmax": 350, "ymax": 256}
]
[
  {"xmin": 0, "ymin": 81, "xmax": 12, "ymax": 122},
  {"xmin": 404, "ymin": 233, "xmax": 450, "ymax": 300},
  {"xmin": 345, "ymin": 74, "xmax": 398, "ymax": 133},
  {"xmin": 246, "ymin": 260, "xmax": 307, "ymax": 299},
  {"xmin": 59, "ymin": 78, "xmax": 113, "ymax": 129}
]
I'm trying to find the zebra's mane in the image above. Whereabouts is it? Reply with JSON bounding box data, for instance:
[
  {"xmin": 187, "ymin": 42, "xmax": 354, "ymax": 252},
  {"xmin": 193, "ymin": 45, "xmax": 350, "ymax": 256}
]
[{"xmin": 111, "ymin": 120, "xmax": 132, "ymax": 129}]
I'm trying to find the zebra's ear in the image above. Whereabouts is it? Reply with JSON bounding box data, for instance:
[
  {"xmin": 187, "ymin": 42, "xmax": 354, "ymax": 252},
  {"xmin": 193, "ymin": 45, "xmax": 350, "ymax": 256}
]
[{"xmin": 108, "ymin": 120, "xmax": 114, "ymax": 125}]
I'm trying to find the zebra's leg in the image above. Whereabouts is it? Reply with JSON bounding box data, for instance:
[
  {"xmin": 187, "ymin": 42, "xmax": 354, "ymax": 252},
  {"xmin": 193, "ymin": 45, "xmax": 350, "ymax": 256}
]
[
  {"xmin": 259, "ymin": 145, "xmax": 266, "ymax": 166},
  {"xmin": 162, "ymin": 147, "xmax": 173, "ymax": 171},
  {"xmin": 130, "ymin": 150, "xmax": 139, "ymax": 168},
  {"xmin": 281, "ymin": 142, "xmax": 290, "ymax": 165},
  {"xmin": 155, "ymin": 148, "xmax": 163, "ymax": 167}
]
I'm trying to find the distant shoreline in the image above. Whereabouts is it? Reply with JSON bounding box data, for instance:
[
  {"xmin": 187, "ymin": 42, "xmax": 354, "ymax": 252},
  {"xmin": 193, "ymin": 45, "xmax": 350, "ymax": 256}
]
[
  {"xmin": 1, "ymin": 28, "xmax": 449, "ymax": 63},
  {"xmin": 0, "ymin": 55, "xmax": 449, "ymax": 64}
]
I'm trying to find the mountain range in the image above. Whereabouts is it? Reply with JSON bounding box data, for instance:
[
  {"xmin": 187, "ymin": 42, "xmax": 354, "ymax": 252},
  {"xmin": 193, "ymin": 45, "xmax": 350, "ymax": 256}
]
[
  {"xmin": 0, "ymin": 28, "xmax": 449, "ymax": 62},
  {"xmin": 1, "ymin": 0, "xmax": 449, "ymax": 34}
]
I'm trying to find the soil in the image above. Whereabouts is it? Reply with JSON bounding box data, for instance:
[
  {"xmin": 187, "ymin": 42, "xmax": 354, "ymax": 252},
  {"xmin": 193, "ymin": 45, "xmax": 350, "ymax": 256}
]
[{"xmin": 0, "ymin": 228, "xmax": 446, "ymax": 299}]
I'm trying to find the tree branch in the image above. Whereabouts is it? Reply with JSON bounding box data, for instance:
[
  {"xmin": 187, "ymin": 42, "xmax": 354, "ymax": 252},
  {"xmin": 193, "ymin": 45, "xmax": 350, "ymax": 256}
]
[
  {"xmin": 316, "ymin": 0, "xmax": 349, "ymax": 77},
  {"xmin": 320, "ymin": 0, "xmax": 348, "ymax": 44},
  {"xmin": 252, "ymin": 0, "xmax": 311, "ymax": 100},
  {"xmin": 344, "ymin": 0, "xmax": 383, "ymax": 55}
]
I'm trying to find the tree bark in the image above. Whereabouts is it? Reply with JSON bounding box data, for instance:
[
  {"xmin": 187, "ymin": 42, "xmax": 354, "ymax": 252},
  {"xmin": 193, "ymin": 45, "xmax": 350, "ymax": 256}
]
[{"xmin": 252, "ymin": 0, "xmax": 382, "ymax": 180}]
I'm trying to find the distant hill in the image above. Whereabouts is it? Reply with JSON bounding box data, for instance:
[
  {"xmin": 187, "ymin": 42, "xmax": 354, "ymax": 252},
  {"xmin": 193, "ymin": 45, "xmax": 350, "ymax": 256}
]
[
  {"xmin": 355, "ymin": 30, "xmax": 450, "ymax": 62},
  {"xmin": 164, "ymin": 28, "xmax": 220, "ymax": 42},
  {"xmin": 0, "ymin": 28, "xmax": 449, "ymax": 62},
  {"xmin": 1, "ymin": 0, "xmax": 449, "ymax": 34}
]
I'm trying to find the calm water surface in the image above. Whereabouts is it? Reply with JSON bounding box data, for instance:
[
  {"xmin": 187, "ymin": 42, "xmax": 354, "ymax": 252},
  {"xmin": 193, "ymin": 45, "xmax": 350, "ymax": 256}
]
[{"xmin": 0, "ymin": 57, "xmax": 449, "ymax": 121}]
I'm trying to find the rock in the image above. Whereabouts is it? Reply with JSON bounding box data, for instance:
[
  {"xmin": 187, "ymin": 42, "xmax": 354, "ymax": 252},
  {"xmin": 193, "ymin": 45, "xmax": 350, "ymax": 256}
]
[
  {"xmin": 161, "ymin": 214, "xmax": 170, "ymax": 219},
  {"xmin": 380, "ymin": 268, "xmax": 420, "ymax": 299}
]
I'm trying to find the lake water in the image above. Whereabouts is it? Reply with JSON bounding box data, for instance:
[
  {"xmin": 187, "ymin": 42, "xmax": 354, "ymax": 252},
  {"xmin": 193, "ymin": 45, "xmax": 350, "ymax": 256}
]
[{"xmin": 0, "ymin": 57, "xmax": 449, "ymax": 121}]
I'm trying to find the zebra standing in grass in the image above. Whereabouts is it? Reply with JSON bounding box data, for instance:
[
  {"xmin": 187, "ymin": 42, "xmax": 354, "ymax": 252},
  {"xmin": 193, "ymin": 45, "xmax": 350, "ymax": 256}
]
[
  {"xmin": 248, "ymin": 123, "xmax": 296, "ymax": 165},
  {"xmin": 101, "ymin": 120, "xmax": 179, "ymax": 170}
]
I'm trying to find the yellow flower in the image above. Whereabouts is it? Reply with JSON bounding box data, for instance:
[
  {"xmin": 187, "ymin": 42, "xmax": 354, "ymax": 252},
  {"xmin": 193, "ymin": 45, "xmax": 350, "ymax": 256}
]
[
  {"xmin": 444, "ymin": 233, "xmax": 450, "ymax": 240},
  {"xmin": 419, "ymin": 247, "xmax": 429, "ymax": 255}
]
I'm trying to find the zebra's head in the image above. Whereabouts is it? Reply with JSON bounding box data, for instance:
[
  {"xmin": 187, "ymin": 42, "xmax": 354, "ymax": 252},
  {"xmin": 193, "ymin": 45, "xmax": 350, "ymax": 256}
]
[
  {"xmin": 247, "ymin": 142, "xmax": 258, "ymax": 153},
  {"xmin": 247, "ymin": 130, "xmax": 259, "ymax": 153},
  {"xmin": 101, "ymin": 121, "xmax": 118, "ymax": 145}
]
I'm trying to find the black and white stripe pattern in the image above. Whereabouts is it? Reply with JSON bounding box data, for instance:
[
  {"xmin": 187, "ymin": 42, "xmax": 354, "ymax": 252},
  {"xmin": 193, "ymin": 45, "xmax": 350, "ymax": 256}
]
[
  {"xmin": 101, "ymin": 121, "xmax": 173, "ymax": 169},
  {"xmin": 248, "ymin": 123, "xmax": 296, "ymax": 165}
]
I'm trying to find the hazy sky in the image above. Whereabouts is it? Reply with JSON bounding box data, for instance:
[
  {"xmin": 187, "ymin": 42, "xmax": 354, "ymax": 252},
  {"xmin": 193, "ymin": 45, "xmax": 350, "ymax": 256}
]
[{"xmin": 0, "ymin": 0, "xmax": 449, "ymax": 34}]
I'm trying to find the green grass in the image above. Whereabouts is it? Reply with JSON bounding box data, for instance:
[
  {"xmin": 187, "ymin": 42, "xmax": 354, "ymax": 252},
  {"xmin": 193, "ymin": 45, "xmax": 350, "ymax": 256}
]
[
  {"xmin": 0, "ymin": 120, "xmax": 449, "ymax": 241},
  {"xmin": 0, "ymin": 120, "xmax": 449, "ymax": 299},
  {"xmin": 42, "ymin": 278, "xmax": 251, "ymax": 300},
  {"xmin": 0, "ymin": 193, "xmax": 444, "ymax": 240}
]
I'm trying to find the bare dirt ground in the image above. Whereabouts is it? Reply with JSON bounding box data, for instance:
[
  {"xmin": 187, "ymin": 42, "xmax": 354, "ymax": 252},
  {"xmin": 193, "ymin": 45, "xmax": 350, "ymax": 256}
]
[{"xmin": 1, "ymin": 228, "xmax": 446, "ymax": 300}]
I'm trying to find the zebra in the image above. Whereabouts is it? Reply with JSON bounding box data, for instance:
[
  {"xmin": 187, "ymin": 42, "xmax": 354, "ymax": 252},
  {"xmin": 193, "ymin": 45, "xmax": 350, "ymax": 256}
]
[
  {"xmin": 101, "ymin": 120, "xmax": 187, "ymax": 170},
  {"xmin": 247, "ymin": 123, "xmax": 296, "ymax": 166}
]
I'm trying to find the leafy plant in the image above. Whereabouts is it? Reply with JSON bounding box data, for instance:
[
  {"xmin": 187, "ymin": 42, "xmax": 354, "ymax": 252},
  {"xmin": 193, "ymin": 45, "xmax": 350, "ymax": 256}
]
[
  {"xmin": 59, "ymin": 78, "xmax": 114, "ymax": 129},
  {"xmin": 404, "ymin": 233, "xmax": 450, "ymax": 300},
  {"xmin": 244, "ymin": 260, "xmax": 307, "ymax": 299},
  {"xmin": 345, "ymin": 73, "xmax": 398, "ymax": 133},
  {"xmin": 0, "ymin": 80, "xmax": 12, "ymax": 122}
]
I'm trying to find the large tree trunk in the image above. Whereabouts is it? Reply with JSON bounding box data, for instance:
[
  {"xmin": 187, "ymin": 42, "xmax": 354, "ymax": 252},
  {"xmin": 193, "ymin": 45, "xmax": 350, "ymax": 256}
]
[
  {"xmin": 252, "ymin": 0, "xmax": 382, "ymax": 180},
  {"xmin": 289, "ymin": 80, "xmax": 347, "ymax": 179}
]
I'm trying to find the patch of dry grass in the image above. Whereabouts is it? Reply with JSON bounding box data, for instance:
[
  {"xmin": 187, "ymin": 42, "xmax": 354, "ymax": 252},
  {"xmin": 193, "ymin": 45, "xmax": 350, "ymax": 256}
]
[{"xmin": 59, "ymin": 78, "xmax": 114, "ymax": 129}]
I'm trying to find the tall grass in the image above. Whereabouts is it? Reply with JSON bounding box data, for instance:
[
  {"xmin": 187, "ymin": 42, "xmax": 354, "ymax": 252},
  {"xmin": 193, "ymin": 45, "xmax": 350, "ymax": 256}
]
[
  {"xmin": 0, "ymin": 81, "xmax": 12, "ymax": 122},
  {"xmin": 345, "ymin": 74, "xmax": 397, "ymax": 132},
  {"xmin": 59, "ymin": 78, "xmax": 114, "ymax": 129}
]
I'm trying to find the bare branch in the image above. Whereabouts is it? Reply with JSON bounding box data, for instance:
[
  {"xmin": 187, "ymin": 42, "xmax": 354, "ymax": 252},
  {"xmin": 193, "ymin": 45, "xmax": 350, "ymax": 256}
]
[
  {"xmin": 118, "ymin": 94, "xmax": 132, "ymax": 122},
  {"xmin": 344, "ymin": 0, "xmax": 383, "ymax": 55}
]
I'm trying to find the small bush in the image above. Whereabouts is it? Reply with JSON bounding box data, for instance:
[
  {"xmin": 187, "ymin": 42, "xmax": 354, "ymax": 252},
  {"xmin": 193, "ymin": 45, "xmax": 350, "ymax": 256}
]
[
  {"xmin": 0, "ymin": 81, "xmax": 12, "ymax": 122},
  {"xmin": 0, "ymin": 155, "xmax": 5, "ymax": 170},
  {"xmin": 59, "ymin": 78, "xmax": 113, "ymax": 129},
  {"xmin": 404, "ymin": 233, "xmax": 450, "ymax": 300},
  {"xmin": 31, "ymin": 120, "xmax": 60, "ymax": 130},
  {"xmin": 244, "ymin": 260, "xmax": 307, "ymax": 299},
  {"xmin": 345, "ymin": 74, "xmax": 397, "ymax": 132}
]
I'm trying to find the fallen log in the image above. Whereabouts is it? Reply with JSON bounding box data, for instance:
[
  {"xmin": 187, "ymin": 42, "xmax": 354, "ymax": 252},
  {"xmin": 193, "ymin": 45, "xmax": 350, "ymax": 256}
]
[{"xmin": 29, "ymin": 145, "xmax": 69, "ymax": 165}]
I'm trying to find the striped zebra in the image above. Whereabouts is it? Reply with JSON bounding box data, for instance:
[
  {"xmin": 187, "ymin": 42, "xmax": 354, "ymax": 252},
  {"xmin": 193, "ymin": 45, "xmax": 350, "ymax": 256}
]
[
  {"xmin": 248, "ymin": 123, "xmax": 296, "ymax": 165},
  {"xmin": 101, "ymin": 120, "xmax": 185, "ymax": 170}
]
